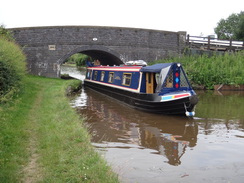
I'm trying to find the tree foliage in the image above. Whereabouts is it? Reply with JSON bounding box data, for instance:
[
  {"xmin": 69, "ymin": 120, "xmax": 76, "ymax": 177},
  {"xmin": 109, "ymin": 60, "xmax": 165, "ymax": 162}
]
[
  {"xmin": 235, "ymin": 15, "xmax": 244, "ymax": 41},
  {"xmin": 214, "ymin": 11, "xmax": 244, "ymax": 40},
  {"xmin": 65, "ymin": 53, "xmax": 92, "ymax": 66},
  {"xmin": 0, "ymin": 25, "xmax": 14, "ymax": 41}
]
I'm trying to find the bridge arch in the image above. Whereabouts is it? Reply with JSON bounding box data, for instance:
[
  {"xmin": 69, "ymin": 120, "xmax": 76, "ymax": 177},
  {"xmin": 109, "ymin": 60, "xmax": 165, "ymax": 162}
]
[
  {"xmin": 58, "ymin": 45, "xmax": 123, "ymax": 66},
  {"xmin": 11, "ymin": 26, "xmax": 186, "ymax": 78}
]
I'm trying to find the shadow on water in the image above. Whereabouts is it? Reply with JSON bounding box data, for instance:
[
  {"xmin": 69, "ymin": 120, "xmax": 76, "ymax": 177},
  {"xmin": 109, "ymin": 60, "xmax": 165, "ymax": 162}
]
[{"xmin": 67, "ymin": 65, "xmax": 244, "ymax": 183}]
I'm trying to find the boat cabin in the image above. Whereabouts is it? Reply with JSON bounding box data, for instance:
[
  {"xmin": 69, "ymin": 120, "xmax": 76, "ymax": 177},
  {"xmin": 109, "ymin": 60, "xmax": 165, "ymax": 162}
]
[
  {"xmin": 84, "ymin": 62, "xmax": 198, "ymax": 116},
  {"xmin": 85, "ymin": 63, "xmax": 193, "ymax": 96}
]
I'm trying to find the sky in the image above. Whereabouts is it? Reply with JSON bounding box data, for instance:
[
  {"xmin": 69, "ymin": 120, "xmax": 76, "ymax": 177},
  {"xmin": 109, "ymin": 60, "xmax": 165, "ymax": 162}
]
[{"xmin": 0, "ymin": 0, "xmax": 243, "ymax": 36}]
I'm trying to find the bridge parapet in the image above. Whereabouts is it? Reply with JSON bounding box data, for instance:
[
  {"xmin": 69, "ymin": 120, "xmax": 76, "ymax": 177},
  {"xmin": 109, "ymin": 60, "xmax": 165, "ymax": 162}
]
[{"xmin": 11, "ymin": 26, "xmax": 186, "ymax": 78}]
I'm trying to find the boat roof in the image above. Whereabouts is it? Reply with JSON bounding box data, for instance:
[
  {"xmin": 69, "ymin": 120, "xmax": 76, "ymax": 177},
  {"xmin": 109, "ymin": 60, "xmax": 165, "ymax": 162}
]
[
  {"xmin": 86, "ymin": 63, "xmax": 176, "ymax": 73},
  {"xmin": 87, "ymin": 65, "xmax": 142, "ymax": 71},
  {"xmin": 140, "ymin": 63, "xmax": 173, "ymax": 73}
]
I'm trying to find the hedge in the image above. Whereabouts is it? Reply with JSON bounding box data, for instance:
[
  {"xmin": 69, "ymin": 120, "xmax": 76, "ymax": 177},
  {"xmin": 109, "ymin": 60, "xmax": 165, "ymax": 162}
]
[{"xmin": 0, "ymin": 38, "xmax": 26, "ymax": 102}]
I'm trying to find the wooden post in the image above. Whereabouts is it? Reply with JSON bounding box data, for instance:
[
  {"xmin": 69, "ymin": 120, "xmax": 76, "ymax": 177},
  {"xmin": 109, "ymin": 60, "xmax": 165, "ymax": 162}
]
[
  {"xmin": 207, "ymin": 36, "xmax": 210, "ymax": 50},
  {"xmin": 229, "ymin": 38, "xmax": 232, "ymax": 51},
  {"xmin": 187, "ymin": 34, "xmax": 190, "ymax": 45}
]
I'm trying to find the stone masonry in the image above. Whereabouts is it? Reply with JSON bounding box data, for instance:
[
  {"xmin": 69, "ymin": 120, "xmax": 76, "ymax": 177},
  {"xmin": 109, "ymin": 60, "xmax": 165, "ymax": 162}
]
[{"xmin": 11, "ymin": 26, "xmax": 186, "ymax": 78}]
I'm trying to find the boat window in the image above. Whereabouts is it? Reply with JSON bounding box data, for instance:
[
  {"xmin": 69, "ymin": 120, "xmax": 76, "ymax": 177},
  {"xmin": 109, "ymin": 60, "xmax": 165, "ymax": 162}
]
[
  {"xmin": 148, "ymin": 73, "xmax": 151, "ymax": 84},
  {"xmin": 87, "ymin": 70, "xmax": 93, "ymax": 79},
  {"xmin": 163, "ymin": 69, "xmax": 173, "ymax": 88},
  {"xmin": 86, "ymin": 70, "xmax": 90, "ymax": 79},
  {"xmin": 108, "ymin": 72, "xmax": 114, "ymax": 83},
  {"xmin": 100, "ymin": 71, "xmax": 105, "ymax": 81},
  {"xmin": 122, "ymin": 73, "xmax": 132, "ymax": 86},
  {"xmin": 93, "ymin": 71, "xmax": 98, "ymax": 80},
  {"xmin": 89, "ymin": 70, "xmax": 92, "ymax": 79}
]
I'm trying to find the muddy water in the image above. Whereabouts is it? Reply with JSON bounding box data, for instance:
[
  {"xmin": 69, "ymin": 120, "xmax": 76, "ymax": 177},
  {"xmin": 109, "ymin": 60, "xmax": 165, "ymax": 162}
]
[{"xmin": 65, "ymin": 66, "xmax": 244, "ymax": 183}]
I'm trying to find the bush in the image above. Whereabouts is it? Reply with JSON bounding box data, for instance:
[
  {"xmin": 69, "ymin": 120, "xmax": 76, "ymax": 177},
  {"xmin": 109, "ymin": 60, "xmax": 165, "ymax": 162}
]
[{"xmin": 0, "ymin": 38, "xmax": 26, "ymax": 102}]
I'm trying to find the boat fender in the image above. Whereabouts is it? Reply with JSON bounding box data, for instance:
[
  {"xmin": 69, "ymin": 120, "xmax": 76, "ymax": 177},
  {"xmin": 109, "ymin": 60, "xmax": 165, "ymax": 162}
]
[
  {"xmin": 185, "ymin": 111, "xmax": 195, "ymax": 117},
  {"xmin": 183, "ymin": 103, "xmax": 195, "ymax": 117},
  {"xmin": 189, "ymin": 95, "xmax": 199, "ymax": 105}
]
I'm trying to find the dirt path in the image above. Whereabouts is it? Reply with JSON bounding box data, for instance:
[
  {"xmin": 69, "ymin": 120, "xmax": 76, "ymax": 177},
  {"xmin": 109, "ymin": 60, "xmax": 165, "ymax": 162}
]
[{"xmin": 21, "ymin": 88, "xmax": 44, "ymax": 183}]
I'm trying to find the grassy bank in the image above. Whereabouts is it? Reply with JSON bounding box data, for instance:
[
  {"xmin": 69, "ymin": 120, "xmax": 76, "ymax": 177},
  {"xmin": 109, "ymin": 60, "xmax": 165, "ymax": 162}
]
[
  {"xmin": 0, "ymin": 75, "xmax": 119, "ymax": 183},
  {"xmin": 150, "ymin": 51, "xmax": 244, "ymax": 89}
]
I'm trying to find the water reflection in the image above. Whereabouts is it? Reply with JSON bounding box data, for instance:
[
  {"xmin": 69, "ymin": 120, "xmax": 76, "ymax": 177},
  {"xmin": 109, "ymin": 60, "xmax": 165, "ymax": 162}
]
[
  {"xmin": 72, "ymin": 89, "xmax": 198, "ymax": 166},
  {"xmin": 196, "ymin": 90, "xmax": 244, "ymax": 120},
  {"xmin": 60, "ymin": 65, "xmax": 86, "ymax": 80},
  {"xmin": 142, "ymin": 121, "xmax": 197, "ymax": 166},
  {"xmin": 195, "ymin": 90, "xmax": 244, "ymax": 140}
]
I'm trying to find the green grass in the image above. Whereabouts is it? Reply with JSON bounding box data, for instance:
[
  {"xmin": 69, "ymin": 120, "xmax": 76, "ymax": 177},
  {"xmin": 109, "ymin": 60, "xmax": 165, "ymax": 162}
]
[{"xmin": 0, "ymin": 75, "xmax": 119, "ymax": 183}]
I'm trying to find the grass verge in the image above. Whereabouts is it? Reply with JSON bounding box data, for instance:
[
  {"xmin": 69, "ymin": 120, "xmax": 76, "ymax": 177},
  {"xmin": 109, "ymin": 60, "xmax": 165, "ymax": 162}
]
[{"xmin": 0, "ymin": 75, "xmax": 119, "ymax": 183}]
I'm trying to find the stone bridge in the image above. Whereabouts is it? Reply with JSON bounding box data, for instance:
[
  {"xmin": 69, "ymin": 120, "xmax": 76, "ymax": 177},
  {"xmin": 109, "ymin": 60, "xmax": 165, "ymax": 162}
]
[{"xmin": 11, "ymin": 26, "xmax": 186, "ymax": 78}]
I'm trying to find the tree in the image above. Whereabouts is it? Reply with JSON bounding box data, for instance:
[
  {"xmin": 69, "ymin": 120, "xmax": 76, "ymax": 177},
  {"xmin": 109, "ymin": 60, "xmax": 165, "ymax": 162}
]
[
  {"xmin": 235, "ymin": 15, "xmax": 244, "ymax": 41},
  {"xmin": 214, "ymin": 11, "xmax": 244, "ymax": 40},
  {"xmin": 0, "ymin": 24, "xmax": 14, "ymax": 41}
]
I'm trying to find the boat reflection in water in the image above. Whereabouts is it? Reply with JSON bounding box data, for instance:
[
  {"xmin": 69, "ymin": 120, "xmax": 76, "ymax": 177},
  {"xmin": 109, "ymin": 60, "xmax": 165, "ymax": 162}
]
[
  {"xmin": 72, "ymin": 88, "xmax": 198, "ymax": 166},
  {"xmin": 146, "ymin": 121, "xmax": 197, "ymax": 166}
]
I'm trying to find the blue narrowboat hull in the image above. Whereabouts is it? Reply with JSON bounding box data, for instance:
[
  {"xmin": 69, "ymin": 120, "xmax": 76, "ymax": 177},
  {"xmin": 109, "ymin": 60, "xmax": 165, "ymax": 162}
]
[
  {"xmin": 84, "ymin": 80, "xmax": 197, "ymax": 115},
  {"xmin": 84, "ymin": 62, "xmax": 198, "ymax": 116}
]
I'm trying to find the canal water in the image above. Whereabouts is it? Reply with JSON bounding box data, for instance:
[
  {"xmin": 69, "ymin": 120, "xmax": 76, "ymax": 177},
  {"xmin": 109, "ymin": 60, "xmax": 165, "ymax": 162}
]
[
  {"xmin": 63, "ymin": 66, "xmax": 244, "ymax": 183},
  {"xmin": 61, "ymin": 65, "xmax": 86, "ymax": 81}
]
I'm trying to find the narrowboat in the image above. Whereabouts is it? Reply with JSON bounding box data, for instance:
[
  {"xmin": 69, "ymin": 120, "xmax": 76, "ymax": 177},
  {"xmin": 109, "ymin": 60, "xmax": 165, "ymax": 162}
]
[{"xmin": 84, "ymin": 61, "xmax": 198, "ymax": 116}]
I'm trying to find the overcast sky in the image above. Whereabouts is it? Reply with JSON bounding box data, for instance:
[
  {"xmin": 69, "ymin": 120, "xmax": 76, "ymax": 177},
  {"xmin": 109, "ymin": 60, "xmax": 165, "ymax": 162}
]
[{"xmin": 0, "ymin": 0, "xmax": 243, "ymax": 36}]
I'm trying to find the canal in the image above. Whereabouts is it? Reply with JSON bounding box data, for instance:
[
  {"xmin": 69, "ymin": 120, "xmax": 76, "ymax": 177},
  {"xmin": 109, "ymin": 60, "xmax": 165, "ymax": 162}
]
[{"xmin": 63, "ymin": 66, "xmax": 244, "ymax": 183}]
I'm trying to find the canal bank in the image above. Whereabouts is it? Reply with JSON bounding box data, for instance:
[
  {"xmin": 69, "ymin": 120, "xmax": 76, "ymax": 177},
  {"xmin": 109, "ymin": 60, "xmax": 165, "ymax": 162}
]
[{"xmin": 0, "ymin": 75, "xmax": 119, "ymax": 183}]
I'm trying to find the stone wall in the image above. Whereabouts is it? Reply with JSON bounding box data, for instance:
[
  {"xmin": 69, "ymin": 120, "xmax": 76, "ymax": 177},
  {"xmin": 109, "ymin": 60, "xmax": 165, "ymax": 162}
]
[{"xmin": 11, "ymin": 26, "xmax": 186, "ymax": 77}]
